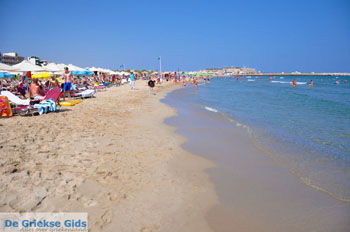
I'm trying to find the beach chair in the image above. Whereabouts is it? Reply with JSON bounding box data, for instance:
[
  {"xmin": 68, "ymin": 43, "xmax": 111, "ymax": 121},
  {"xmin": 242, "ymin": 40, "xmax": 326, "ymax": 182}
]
[
  {"xmin": 0, "ymin": 91, "xmax": 30, "ymax": 106},
  {"xmin": 14, "ymin": 88, "xmax": 61, "ymax": 116},
  {"xmin": 74, "ymin": 89, "xmax": 96, "ymax": 98}
]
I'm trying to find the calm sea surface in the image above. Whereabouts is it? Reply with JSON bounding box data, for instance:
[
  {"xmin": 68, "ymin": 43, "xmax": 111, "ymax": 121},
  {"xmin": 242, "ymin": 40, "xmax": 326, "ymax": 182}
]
[{"xmin": 179, "ymin": 76, "xmax": 350, "ymax": 202}]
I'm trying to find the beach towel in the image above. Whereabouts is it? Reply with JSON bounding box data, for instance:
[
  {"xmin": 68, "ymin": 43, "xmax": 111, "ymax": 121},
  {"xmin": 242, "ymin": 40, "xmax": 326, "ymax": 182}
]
[
  {"xmin": 33, "ymin": 98, "xmax": 57, "ymax": 115},
  {"xmin": 0, "ymin": 96, "xmax": 13, "ymax": 117}
]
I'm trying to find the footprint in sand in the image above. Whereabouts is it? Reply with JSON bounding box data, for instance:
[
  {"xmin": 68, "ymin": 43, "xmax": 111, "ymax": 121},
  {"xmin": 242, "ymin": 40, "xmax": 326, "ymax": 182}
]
[{"xmin": 80, "ymin": 196, "xmax": 98, "ymax": 207}]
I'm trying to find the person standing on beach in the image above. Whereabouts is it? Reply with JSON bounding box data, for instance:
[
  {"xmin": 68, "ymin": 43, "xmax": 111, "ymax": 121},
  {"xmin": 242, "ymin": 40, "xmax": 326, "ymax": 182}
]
[
  {"xmin": 129, "ymin": 72, "xmax": 136, "ymax": 89},
  {"xmin": 63, "ymin": 67, "xmax": 74, "ymax": 92}
]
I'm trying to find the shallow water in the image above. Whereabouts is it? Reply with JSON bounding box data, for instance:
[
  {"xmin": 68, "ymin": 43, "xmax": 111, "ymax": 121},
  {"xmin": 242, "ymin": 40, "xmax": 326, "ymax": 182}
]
[
  {"xmin": 162, "ymin": 77, "xmax": 350, "ymax": 231},
  {"xmin": 177, "ymin": 76, "xmax": 350, "ymax": 201}
]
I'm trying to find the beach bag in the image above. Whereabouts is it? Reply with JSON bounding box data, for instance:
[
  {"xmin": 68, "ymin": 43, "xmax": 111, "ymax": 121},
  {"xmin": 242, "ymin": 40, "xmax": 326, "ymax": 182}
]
[{"xmin": 0, "ymin": 96, "xmax": 13, "ymax": 117}]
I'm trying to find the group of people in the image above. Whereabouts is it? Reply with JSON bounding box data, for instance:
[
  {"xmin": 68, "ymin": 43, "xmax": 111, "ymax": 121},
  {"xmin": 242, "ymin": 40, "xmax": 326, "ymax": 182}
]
[
  {"xmin": 3, "ymin": 67, "xmax": 76, "ymax": 100},
  {"xmin": 1, "ymin": 68, "xmax": 206, "ymax": 103},
  {"xmin": 1, "ymin": 67, "xmax": 133, "ymax": 100}
]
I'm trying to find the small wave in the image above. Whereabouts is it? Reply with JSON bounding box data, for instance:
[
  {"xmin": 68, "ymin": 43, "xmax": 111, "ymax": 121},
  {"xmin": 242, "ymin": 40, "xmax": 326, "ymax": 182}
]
[
  {"xmin": 247, "ymin": 79, "xmax": 255, "ymax": 82},
  {"xmin": 271, "ymin": 81, "xmax": 290, "ymax": 84},
  {"xmin": 270, "ymin": 81, "xmax": 307, "ymax": 85},
  {"xmin": 204, "ymin": 106, "xmax": 219, "ymax": 113}
]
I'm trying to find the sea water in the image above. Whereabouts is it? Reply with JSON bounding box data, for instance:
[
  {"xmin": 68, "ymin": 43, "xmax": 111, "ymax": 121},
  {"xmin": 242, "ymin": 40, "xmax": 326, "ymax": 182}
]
[{"xmin": 176, "ymin": 76, "xmax": 350, "ymax": 202}]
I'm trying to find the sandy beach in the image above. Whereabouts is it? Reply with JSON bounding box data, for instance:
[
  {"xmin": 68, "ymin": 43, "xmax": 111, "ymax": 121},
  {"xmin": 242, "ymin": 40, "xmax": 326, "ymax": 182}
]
[{"xmin": 0, "ymin": 80, "xmax": 217, "ymax": 232}]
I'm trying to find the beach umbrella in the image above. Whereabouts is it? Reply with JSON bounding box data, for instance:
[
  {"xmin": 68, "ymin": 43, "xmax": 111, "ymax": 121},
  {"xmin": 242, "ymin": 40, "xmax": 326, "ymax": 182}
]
[
  {"xmin": 32, "ymin": 72, "xmax": 51, "ymax": 79},
  {"xmin": 88, "ymin": 67, "xmax": 99, "ymax": 72},
  {"xmin": 0, "ymin": 72, "xmax": 15, "ymax": 79},
  {"xmin": 56, "ymin": 63, "xmax": 68, "ymax": 70},
  {"xmin": 0, "ymin": 63, "xmax": 17, "ymax": 72},
  {"xmin": 67, "ymin": 64, "xmax": 85, "ymax": 71},
  {"xmin": 72, "ymin": 71, "xmax": 82, "ymax": 76},
  {"xmin": 43, "ymin": 63, "xmax": 62, "ymax": 73},
  {"xmin": 103, "ymin": 69, "xmax": 114, "ymax": 74},
  {"xmin": 12, "ymin": 60, "xmax": 46, "ymax": 72},
  {"xmin": 84, "ymin": 71, "xmax": 94, "ymax": 75},
  {"xmin": 72, "ymin": 70, "xmax": 94, "ymax": 76}
]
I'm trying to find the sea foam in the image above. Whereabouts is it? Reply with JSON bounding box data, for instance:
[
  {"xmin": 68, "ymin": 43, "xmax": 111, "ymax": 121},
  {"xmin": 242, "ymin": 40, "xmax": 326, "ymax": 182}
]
[{"xmin": 204, "ymin": 106, "xmax": 219, "ymax": 113}]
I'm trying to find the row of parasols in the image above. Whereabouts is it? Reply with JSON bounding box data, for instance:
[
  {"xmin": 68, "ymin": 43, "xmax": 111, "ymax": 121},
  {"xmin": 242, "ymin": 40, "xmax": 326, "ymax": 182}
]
[{"xmin": 0, "ymin": 60, "xmax": 131, "ymax": 79}]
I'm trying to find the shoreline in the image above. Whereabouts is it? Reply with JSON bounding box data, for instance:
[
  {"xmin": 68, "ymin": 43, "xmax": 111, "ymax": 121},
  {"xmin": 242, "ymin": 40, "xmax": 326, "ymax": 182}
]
[
  {"xmin": 163, "ymin": 86, "xmax": 350, "ymax": 232},
  {"xmin": 0, "ymin": 80, "xmax": 218, "ymax": 232},
  {"xmin": 216, "ymin": 73, "xmax": 350, "ymax": 77}
]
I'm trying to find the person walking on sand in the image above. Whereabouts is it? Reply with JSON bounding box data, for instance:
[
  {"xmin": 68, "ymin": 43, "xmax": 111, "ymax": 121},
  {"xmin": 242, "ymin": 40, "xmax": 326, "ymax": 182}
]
[
  {"xmin": 129, "ymin": 72, "xmax": 136, "ymax": 90},
  {"xmin": 148, "ymin": 78, "xmax": 155, "ymax": 95},
  {"xmin": 63, "ymin": 67, "xmax": 74, "ymax": 92}
]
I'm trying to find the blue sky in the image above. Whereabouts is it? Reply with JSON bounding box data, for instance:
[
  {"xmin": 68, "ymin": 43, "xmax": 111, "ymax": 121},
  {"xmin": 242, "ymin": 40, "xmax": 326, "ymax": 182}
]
[{"xmin": 1, "ymin": 0, "xmax": 349, "ymax": 72}]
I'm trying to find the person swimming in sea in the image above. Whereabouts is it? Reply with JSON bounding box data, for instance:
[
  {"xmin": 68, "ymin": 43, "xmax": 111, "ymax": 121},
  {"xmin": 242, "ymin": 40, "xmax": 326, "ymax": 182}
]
[
  {"xmin": 292, "ymin": 79, "xmax": 297, "ymax": 88},
  {"xmin": 193, "ymin": 78, "xmax": 198, "ymax": 88},
  {"xmin": 309, "ymin": 80, "xmax": 314, "ymax": 88}
]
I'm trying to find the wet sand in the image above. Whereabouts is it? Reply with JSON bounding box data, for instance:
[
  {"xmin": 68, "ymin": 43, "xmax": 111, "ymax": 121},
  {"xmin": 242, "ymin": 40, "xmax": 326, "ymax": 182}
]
[
  {"xmin": 163, "ymin": 87, "xmax": 350, "ymax": 232},
  {"xmin": 0, "ymin": 80, "xmax": 218, "ymax": 232}
]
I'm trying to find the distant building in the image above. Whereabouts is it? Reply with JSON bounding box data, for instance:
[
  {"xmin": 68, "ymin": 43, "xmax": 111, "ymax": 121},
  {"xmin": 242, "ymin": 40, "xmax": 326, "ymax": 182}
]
[
  {"xmin": 239, "ymin": 68, "xmax": 257, "ymax": 75},
  {"xmin": 28, "ymin": 56, "xmax": 47, "ymax": 66},
  {"xmin": 204, "ymin": 66, "xmax": 257, "ymax": 75},
  {"xmin": 0, "ymin": 52, "xmax": 25, "ymax": 65}
]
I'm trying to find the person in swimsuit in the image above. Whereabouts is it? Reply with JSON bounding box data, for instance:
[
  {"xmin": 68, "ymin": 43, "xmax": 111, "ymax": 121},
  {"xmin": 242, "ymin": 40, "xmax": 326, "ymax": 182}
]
[
  {"xmin": 194, "ymin": 78, "xmax": 198, "ymax": 88},
  {"xmin": 50, "ymin": 76, "xmax": 61, "ymax": 88},
  {"xmin": 309, "ymin": 80, "xmax": 314, "ymax": 88},
  {"xmin": 292, "ymin": 79, "xmax": 297, "ymax": 88},
  {"xmin": 63, "ymin": 67, "xmax": 74, "ymax": 92},
  {"xmin": 29, "ymin": 79, "xmax": 45, "ymax": 100}
]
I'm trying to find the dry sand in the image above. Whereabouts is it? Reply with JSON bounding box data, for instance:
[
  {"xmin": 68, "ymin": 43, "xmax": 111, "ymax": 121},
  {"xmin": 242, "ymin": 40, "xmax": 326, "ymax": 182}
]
[{"xmin": 0, "ymin": 80, "xmax": 218, "ymax": 232}]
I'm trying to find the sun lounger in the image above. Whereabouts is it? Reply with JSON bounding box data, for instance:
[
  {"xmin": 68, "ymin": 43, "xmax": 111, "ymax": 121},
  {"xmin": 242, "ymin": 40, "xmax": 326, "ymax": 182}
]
[
  {"xmin": 74, "ymin": 89, "xmax": 96, "ymax": 98},
  {"xmin": 0, "ymin": 91, "xmax": 30, "ymax": 106},
  {"xmin": 14, "ymin": 88, "xmax": 61, "ymax": 116}
]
